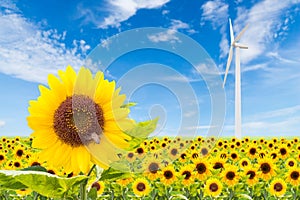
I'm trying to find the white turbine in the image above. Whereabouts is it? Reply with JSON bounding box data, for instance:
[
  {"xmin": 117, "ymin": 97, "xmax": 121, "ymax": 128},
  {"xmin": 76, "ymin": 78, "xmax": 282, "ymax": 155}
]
[{"xmin": 223, "ymin": 18, "xmax": 248, "ymax": 139}]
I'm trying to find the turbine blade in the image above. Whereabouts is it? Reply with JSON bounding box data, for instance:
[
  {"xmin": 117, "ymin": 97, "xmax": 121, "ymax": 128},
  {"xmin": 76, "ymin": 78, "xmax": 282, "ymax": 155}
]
[
  {"xmin": 229, "ymin": 18, "xmax": 234, "ymax": 45},
  {"xmin": 223, "ymin": 46, "xmax": 233, "ymax": 88},
  {"xmin": 234, "ymin": 24, "xmax": 249, "ymax": 43}
]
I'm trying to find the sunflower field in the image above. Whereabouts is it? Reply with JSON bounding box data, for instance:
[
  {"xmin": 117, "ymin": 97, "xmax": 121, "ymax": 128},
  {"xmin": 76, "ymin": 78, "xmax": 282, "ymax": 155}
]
[{"xmin": 1, "ymin": 136, "xmax": 300, "ymax": 200}]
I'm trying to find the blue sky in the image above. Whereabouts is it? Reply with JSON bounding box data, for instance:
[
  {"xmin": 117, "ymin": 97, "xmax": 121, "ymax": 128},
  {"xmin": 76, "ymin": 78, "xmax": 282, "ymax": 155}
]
[{"xmin": 0, "ymin": 0, "xmax": 300, "ymax": 138}]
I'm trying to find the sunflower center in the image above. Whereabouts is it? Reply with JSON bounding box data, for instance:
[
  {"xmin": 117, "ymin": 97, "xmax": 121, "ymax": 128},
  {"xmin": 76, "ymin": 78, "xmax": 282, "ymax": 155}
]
[
  {"xmin": 16, "ymin": 149, "xmax": 23, "ymax": 157},
  {"xmin": 249, "ymin": 148, "xmax": 256, "ymax": 155},
  {"xmin": 274, "ymin": 183, "xmax": 283, "ymax": 192},
  {"xmin": 226, "ymin": 171, "xmax": 235, "ymax": 180},
  {"xmin": 288, "ymin": 161, "xmax": 295, "ymax": 167},
  {"xmin": 291, "ymin": 171, "xmax": 300, "ymax": 180},
  {"xmin": 136, "ymin": 147, "xmax": 144, "ymax": 154},
  {"xmin": 127, "ymin": 152, "xmax": 134, "ymax": 158},
  {"xmin": 53, "ymin": 95, "xmax": 104, "ymax": 147},
  {"xmin": 196, "ymin": 163, "xmax": 206, "ymax": 174},
  {"xmin": 242, "ymin": 161, "xmax": 248, "ymax": 166},
  {"xmin": 31, "ymin": 162, "xmax": 41, "ymax": 166},
  {"xmin": 231, "ymin": 153, "xmax": 237, "ymax": 159},
  {"xmin": 261, "ymin": 163, "xmax": 271, "ymax": 173},
  {"xmin": 280, "ymin": 148, "xmax": 287, "ymax": 155},
  {"xmin": 0, "ymin": 155, "xmax": 4, "ymax": 161},
  {"xmin": 148, "ymin": 163, "xmax": 159, "ymax": 173},
  {"xmin": 213, "ymin": 162, "xmax": 223, "ymax": 169},
  {"xmin": 209, "ymin": 183, "xmax": 218, "ymax": 192},
  {"xmin": 164, "ymin": 170, "xmax": 173, "ymax": 179},
  {"xmin": 137, "ymin": 182, "xmax": 146, "ymax": 191},
  {"xmin": 171, "ymin": 148, "xmax": 178, "ymax": 156},
  {"xmin": 201, "ymin": 148, "xmax": 208, "ymax": 156},
  {"xmin": 182, "ymin": 171, "xmax": 191, "ymax": 180},
  {"xmin": 92, "ymin": 182, "xmax": 101, "ymax": 191},
  {"xmin": 246, "ymin": 171, "xmax": 255, "ymax": 179},
  {"xmin": 180, "ymin": 153, "xmax": 187, "ymax": 159}
]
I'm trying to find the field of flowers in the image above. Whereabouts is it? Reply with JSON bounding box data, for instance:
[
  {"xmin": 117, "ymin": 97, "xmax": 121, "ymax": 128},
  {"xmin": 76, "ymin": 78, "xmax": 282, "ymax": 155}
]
[{"xmin": 1, "ymin": 136, "xmax": 300, "ymax": 199}]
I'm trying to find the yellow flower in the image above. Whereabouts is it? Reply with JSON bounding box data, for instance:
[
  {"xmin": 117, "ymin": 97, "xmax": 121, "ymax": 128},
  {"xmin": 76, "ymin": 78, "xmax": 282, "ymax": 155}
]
[
  {"xmin": 116, "ymin": 177, "xmax": 133, "ymax": 187},
  {"xmin": 27, "ymin": 66, "xmax": 133, "ymax": 174},
  {"xmin": 132, "ymin": 178, "xmax": 151, "ymax": 197},
  {"xmin": 285, "ymin": 158, "xmax": 297, "ymax": 168},
  {"xmin": 143, "ymin": 157, "xmax": 161, "ymax": 180},
  {"xmin": 239, "ymin": 157, "xmax": 251, "ymax": 168},
  {"xmin": 91, "ymin": 181, "xmax": 105, "ymax": 196},
  {"xmin": 243, "ymin": 165, "xmax": 259, "ymax": 186},
  {"xmin": 247, "ymin": 145, "xmax": 258, "ymax": 159},
  {"xmin": 269, "ymin": 178, "xmax": 287, "ymax": 197},
  {"xmin": 193, "ymin": 159, "xmax": 211, "ymax": 181},
  {"xmin": 160, "ymin": 165, "xmax": 177, "ymax": 185},
  {"xmin": 179, "ymin": 164, "xmax": 195, "ymax": 186},
  {"xmin": 204, "ymin": 178, "xmax": 223, "ymax": 197},
  {"xmin": 286, "ymin": 168, "xmax": 300, "ymax": 186},
  {"xmin": 258, "ymin": 157, "xmax": 276, "ymax": 180},
  {"xmin": 221, "ymin": 164, "xmax": 240, "ymax": 187}
]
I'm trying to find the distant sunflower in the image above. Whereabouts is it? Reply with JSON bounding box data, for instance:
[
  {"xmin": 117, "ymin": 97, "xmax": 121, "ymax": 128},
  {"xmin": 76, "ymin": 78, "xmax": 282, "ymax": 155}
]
[
  {"xmin": 204, "ymin": 178, "xmax": 223, "ymax": 197},
  {"xmin": 143, "ymin": 157, "xmax": 161, "ymax": 180},
  {"xmin": 221, "ymin": 164, "xmax": 240, "ymax": 186},
  {"xmin": 286, "ymin": 168, "xmax": 300, "ymax": 186},
  {"xmin": 132, "ymin": 178, "xmax": 151, "ymax": 197},
  {"xmin": 160, "ymin": 165, "xmax": 177, "ymax": 185},
  {"xmin": 278, "ymin": 145, "xmax": 289, "ymax": 159},
  {"xmin": 258, "ymin": 157, "xmax": 276, "ymax": 180},
  {"xmin": 179, "ymin": 164, "xmax": 195, "ymax": 186},
  {"xmin": 194, "ymin": 159, "xmax": 211, "ymax": 181},
  {"xmin": 210, "ymin": 157, "xmax": 225, "ymax": 171},
  {"xmin": 247, "ymin": 145, "xmax": 258, "ymax": 159},
  {"xmin": 239, "ymin": 158, "xmax": 251, "ymax": 168},
  {"xmin": 229, "ymin": 150, "xmax": 239, "ymax": 161},
  {"xmin": 285, "ymin": 158, "xmax": 297, "ymax": 168},
  {"xmin": 269, "ymin": 178, "xmax": 287, "ymax": 197},
  {"xmin": 91, "ymin": 181, "xmax": 105, "ymax": 196},
  {"xmin": 243, "ymin": 165, "xmax": 259, "ymax": 186},
  {"xmin": 27, "ymin": 66, "xmax": 133, "ymax": 174}
]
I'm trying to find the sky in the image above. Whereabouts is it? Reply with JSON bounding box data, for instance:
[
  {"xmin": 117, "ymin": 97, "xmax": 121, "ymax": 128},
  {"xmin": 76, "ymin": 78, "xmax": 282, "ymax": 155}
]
[{"xmin": 0, "ymin": 0, "xmax": 300, "ymax": 138}]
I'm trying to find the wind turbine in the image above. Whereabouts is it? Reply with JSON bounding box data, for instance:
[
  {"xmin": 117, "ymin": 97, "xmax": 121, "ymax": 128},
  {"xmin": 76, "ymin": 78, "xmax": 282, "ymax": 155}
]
[{"xmin": 223, "ymin": 18, "xmax": 248, "ymax": 139}]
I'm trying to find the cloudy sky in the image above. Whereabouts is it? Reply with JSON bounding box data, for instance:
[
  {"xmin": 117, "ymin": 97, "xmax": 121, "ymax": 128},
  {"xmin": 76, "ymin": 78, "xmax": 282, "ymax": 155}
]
[{"xmin": 0, "ymin": 0, "xmax": 300, "ymax": 138}]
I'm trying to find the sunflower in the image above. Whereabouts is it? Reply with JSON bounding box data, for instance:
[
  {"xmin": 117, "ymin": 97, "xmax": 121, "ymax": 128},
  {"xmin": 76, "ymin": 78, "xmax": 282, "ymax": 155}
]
[
  {"xmin": 269, "ymin": 178, "xmax": 287, "ymax": 197},
  {"xmin": 258, "ymin": 157, "xmax": 276, "ymax": 180},
  {"xmin": 0, "ymin": 153, "xmax": 6, "ymax": 165},
  {"xmin": 229, "ymin": 150, "xmax": 239, "ymax": 161},
  {"xmin": 204, "ymin": 178, "xmax": 223, "ymax": 197},
  {"xmin": 285, "ymin": 158, "xmax": 297, "ymax": 168},
  {"xmin": 243, "ymin": 165, "xmax": 259, "ymax": 186},
  {"xmin": 116, "ymin": 177, "xmax": 133, "ymax": 187},
  {"xmin": 27, "ymin": 66, "xmax": 133, "ymax": 174},
  {"xmin": 221, "ymin": 164, "xmax": 240, "ymax": 186},
  {"xmin": 210, "ymin": 157, "xmax": 225, "ymax": 171},
  {"xmin": 160, "ymin": 165, "xmax": 177, "ymax": 185},
  {"xmin": 278, "ymin": 145, "xmax": 289, "ymax": 159},
  {"xmin": 91, "ymin": 181, "xmax": 105, "ymax": 196},
  {"xmin": 143, "ymin": 157, "xmax": 161, "ymax": 180},
  {"xmin": 132, "ymin": 178, "xmax": 151, "ymax": 197},
  {"xmin": 193, "ymin": 159, "xmax": 211, "ymax": 181},
  {"xmin": 239, "ymin": 158, "xmax": 251, "ymax": 168},
  {"xmin": 179, "ymin": 164, "xmax": 195, "ymax": 186},
  {"xmin": 247, "ymin": 145, "xmax": 258, "ymax": 159},
  {"xmin": 125, "ymin": 151, "xmax": 135, "ymax": 163},
  {"xmin": 286, "ymin": 168, "xmax": 300, "ymax": 186}
]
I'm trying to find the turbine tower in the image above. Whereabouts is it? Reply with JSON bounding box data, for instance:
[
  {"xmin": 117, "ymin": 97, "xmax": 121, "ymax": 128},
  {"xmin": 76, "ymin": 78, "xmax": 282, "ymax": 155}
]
[{"xmin": 223, "ymin": 18, "xmax": 248, "ymax": 139}]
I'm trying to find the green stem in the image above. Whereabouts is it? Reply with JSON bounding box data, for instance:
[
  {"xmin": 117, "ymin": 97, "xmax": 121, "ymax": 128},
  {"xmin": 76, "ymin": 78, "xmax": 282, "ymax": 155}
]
[{"xmin": 80, "ymin": 164, "xmax": 97, "ymax": 200}]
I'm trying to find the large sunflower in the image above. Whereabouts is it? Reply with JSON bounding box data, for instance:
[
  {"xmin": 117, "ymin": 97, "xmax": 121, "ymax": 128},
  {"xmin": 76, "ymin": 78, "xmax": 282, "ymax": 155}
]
[
  {"xmin": 27, "ymin": 66, "xmax": 133, "ymax": 174},
  {"xmin": 286, "ymin": 168, "xmax": 300, "ymax": 186},
  {"xmin": 269, "ymin": 178, "xmax": 287, "ymax": 197},
  {"xmin": 132, "ymin": 178, "xmax": 151, "ymax": 197},
  {"xmin": 204, "ymin": 178, "xmax": 223, "ymax": 197}
]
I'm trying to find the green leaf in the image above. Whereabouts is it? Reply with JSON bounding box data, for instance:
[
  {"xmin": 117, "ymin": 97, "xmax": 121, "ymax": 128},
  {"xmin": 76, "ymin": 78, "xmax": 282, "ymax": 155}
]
[
  {"xmin": 87, "ymin": 187, "xmax": 97, "ymax": 200},
  {"xmin": 121, "ymin": 102, "xmax": 137, "ymax": 109},
  {"xmin": 20, "ymin": 165, "xmax": 47, "ymax": 172},
  {"xmin": 0, "ymin": 170, "xmax": 88, "ymax": 198},
  {"xmin": 126, "ymin": 118, "xmax": 158, "ymax": 149},
  {"xmin": 99, "ymin": 167, "xmax": 131, "ymax": 181}
]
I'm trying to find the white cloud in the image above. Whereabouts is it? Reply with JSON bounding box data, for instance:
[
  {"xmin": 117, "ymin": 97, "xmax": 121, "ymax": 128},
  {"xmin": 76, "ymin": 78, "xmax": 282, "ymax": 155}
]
[
  {"xmin": 148, "ymin": 19, "xmax": 195, "ymax": 43},
  {"xmin": 0, "ymin": 120, "xmax": 5, "ymax": 127},
  {"xmin": 201, "ymin": 0, "xmax": 229, "ymax": 29},
  {"xmin": 0, "ymin": 2, "xmax": 88, "ymax": 83},
  {"xmin": 234, "ymin": 0, "xmax": 300, "ymax": 64},
  {"xmin": 200, "ymin": 0, "xmax": 229, "ymax": 59},
  {"xmin": 77, "ymin": 0, "xmax": 170, "ymax": 29}
]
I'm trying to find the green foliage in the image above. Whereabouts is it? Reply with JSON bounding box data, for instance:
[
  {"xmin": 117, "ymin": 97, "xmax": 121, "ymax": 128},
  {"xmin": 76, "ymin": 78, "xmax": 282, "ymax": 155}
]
[{"xmin": 0, "ymin": 170, "xmax": 88, "ymax": 198}]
